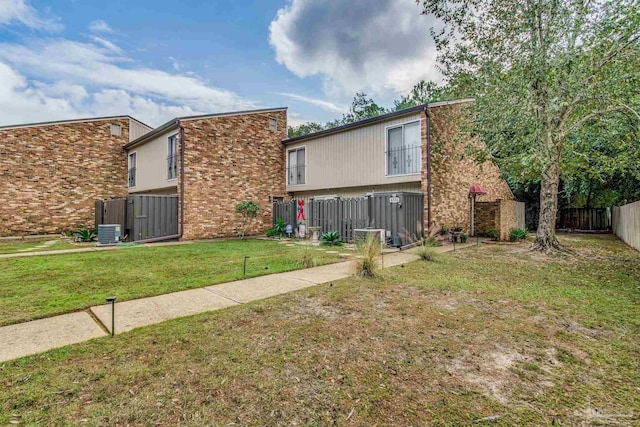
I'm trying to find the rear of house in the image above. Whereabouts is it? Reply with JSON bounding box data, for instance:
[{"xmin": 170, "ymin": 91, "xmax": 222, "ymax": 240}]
[
  {"xmin": 282, "ymin": 99, "xmax": 517, "ymax": 240},
  {"xmin": 0, "ymin": 116, "xmax": 152, "ymax": 236}
]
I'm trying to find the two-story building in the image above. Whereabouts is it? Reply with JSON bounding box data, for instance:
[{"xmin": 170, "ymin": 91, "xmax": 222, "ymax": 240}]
[{"xmin": 282, "ymin": 99, "xmax": 517, "ymax": 238}]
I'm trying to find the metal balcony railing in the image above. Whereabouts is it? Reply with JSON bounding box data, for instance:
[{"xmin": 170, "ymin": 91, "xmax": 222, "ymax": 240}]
[
  {"xmin": 167, "ymin": 154, "xmax": 178, "ymax": 179},
  {"xmin": 386, "ymin": 145, "xmax": 421, "ymax": 176},
  {"xmin": 287, "ymin": 164, "xmax": 306, "ymax": 185}
]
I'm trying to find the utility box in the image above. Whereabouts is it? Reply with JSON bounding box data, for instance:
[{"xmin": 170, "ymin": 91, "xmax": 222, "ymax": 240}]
[
  {"xmin": 98, "ymin": 224, "xmax": 121, "ymax": 245},
  {"xmin": 353, "ymin": 229, "xmax": 386, "ymax": 245}
]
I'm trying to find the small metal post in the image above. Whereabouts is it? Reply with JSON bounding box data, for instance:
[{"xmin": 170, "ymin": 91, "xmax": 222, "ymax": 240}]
[
  {"xmin": 243, "ymin": 255, "xmax": 250, "ymax": 277},
  {"xmin": 106, "ymin": 296, "xmax": 116, "ymax": 336}
]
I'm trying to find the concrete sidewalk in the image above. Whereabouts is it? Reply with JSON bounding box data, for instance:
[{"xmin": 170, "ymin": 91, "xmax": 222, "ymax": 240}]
[{"xmin": 0, "ymin": 242, "xmax": 475, "ymax": 362}]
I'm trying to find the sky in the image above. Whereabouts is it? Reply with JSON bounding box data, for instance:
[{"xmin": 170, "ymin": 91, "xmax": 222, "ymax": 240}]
[{"xmin": 0, "ymin": 0, "xmax": 442, "ymax": 128}]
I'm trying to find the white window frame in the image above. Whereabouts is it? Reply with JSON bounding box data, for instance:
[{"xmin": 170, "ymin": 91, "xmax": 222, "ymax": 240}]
[
  {"xmin": 128, "ymin": 151, "xmax": 137, "ymax": 188},
  {"xmin": 167, "ymin": 133, "xmax": 179, "ymax": 181},
  {"xmin": 384, "ymin": 119, "xmax": 422, "ymax": 177},
  {"xmin": 286, "ymin": 146, "xmax": 306, "ymax": 186}
]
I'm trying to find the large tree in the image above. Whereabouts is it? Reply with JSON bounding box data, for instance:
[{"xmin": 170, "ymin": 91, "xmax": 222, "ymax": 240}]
[{"xmin": 421, "ymin": 0, "xmax": 640, "ymax": 252}]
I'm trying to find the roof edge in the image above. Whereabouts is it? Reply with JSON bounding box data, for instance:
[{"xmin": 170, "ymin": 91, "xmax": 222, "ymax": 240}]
[
  {"xmin": 0, "ymin": 115, "xmax": 149, "ymax": 131},
  {"xmin": 123, "ymin": 107, "xmax": 288, "ymax": 149},
  {"xmin": 282, "ymin": 98, "xmax": 475, "ymax": 145}
]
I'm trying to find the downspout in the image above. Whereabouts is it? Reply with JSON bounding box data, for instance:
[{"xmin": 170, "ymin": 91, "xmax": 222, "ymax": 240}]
[
  {"xmin": 424, "ymin": 106, "xmax": 432, "ymax": 235},
  {"xmin": 178, "ymin": 122, "xmax": 185, "ymax": 239}
]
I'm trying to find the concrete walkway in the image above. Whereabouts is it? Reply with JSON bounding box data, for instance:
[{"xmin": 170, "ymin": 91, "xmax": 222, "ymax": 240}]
[{"xmin": 0, "ymin": 242, "xmax": 476, "ymax": 362}]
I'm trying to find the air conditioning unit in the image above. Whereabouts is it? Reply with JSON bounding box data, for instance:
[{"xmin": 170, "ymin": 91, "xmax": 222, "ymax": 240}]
[
  {"xmin": 353, "ymin": 229, "xmax": 386, "ymax": 245},
  {"xmin": 98, "ymin": 224, "xmax": 121, "ymax": 245}
]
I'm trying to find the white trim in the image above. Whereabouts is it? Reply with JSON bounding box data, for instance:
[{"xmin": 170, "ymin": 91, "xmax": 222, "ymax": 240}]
[
  {"xmin": 286, "ymin": 145, "xmax": 307, "ymax": 186},
  {"xmin": 128, "ymin": 151, "xmax": 137, "ymax": 188},
  {"xmin": 384, "ymin": 119, "xmax": 422, "ymax": 177},
  {"xmin": 0, "ymin": 115, "xmax": 144, "ymax": 130},
  {"xmin": 179, "ymin": 107, "xmax": 287, "ymax": 122},
  {"xmin": 167, "ymin": 132, "xmax": 179, "ymax": 180}
]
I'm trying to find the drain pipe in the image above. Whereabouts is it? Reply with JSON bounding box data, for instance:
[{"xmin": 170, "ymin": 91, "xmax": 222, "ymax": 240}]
[
  {"xmin": 178, "ymin": 122, "xmax": 185, "ymax": 239},
  {"xmin": 424, "ymin": 106, "xmax": 432, "ymax": 235}
]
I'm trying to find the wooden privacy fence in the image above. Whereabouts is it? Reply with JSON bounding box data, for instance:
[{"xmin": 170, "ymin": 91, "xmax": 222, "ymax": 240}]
[
  {"xmin": 96, "ymin": 194, "xmax": 179, "ymax": 242},
  {"xmin": 273, "ymin": 192, "xmax": 424, "ymax": 246},
  {"xmin": 556, "ymin": 208, "xmax": 611, "ymax": 231},
  {"xmin": 515, "ymin": 201, "xmax": 526, "ymax": 229},
  {"xmin": 612, "ymin": 200, "xmax": 640, "ymax": 251}
]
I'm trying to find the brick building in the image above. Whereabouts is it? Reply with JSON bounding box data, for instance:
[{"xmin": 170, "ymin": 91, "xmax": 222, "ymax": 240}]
[{"xmin": 0, "ymin": 116, "xmax": 152, "ymax": 236}]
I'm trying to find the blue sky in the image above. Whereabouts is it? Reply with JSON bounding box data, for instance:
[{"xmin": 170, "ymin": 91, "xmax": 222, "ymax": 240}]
[{"xmin": 0, "ymin": 0, "xmax": 441, "ymax": 127}]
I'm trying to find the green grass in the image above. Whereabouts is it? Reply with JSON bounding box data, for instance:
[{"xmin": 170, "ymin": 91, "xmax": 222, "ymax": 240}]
[
  {"xmin": 0, "ymin": 239, "xmax": 77, "ymax": 254},
  {"xmin": 0, "ymin": 239, "xmax": 346, "ymax": 326},
  {"xmin": 0, "ymin": 234, "xmax": 638, "ymax": 426}
]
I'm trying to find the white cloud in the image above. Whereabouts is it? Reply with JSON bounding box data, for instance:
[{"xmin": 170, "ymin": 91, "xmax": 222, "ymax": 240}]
[
  {"xmin": 269, "ymin": 0, "xmax": 441, "ymax": 97},
  {"xmin": 0, "ymin": 0, "xmax": 62, "ymax": 31},
  {"xmin": 276, "ymin": 92, "xmax": 346, "ymax": 113},
  {"xmin": 0, "ymin": 37, "xmax": 259, "ymax": 126},
  {"xmin": 90, "ymin": 36, "xmax": 123, "ymax": 54},
  {"xmin": 88, "ymin": 19, "xmax": 113, "ymax": 33},
  {"xmin": 168, "ymin": 56, "xmax": 181, "ymax": 71}
]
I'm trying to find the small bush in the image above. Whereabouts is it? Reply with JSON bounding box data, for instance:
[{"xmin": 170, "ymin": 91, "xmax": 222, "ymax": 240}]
[
  {"xmin": 451, "ymin": 225, "xmax": 464, "ymax": 233},
  {"xmin": 485, "ymin": 227, "xmax": 500, "ymax": 241},
  {"xmin": 236, "ymin": 200, "xmax": 260, "ymax": 238},
  {"xmin": 416, "ymin": 243, "xmax": 436, "ymax": 261},
  {"xmin": 298, "ymin": 246, "xmax": 316, "ymax": 268},
  {"xmin": 73, "ymin": 228, "xmax": 97, "ymax": 242},
  {"xmin": 354, "ymin": 234, "xmax": 381, "ymax": 278},
  {"xmin": 321, "ymin": 231, "xmax": 343, "ymax": 246},
  {"xmin": 424, "ymin": 236, "xmax": 442, "ymax": 247},
  {"xmin": 266, "ymin": 218, "xmax": 286, "ymax": 238},
  {"xmin": 438, "ymin": 226, "xmax": 449, "ymax": 236},
  {"xmin": 509, "ymin": 227, "xmax": 528, "ymax": 242}
]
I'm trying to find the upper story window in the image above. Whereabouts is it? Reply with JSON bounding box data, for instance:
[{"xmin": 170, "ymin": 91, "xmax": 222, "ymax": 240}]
[
  {"xmin": 128, "ymin": 152, "xmax": 136, "ymax": 187},
  {"xmin": 386, "ymin": 121, "xmax": 421, "ymax": 176},
  {"xmin": 287, "ymin": 147, "xmax": 305, "ymax": 186},
  {"xmin": 110, "ymin": 123, "xmax": 122, "ymax": 137},
  {"xmin": 269, "ymin": 117, "xmax": 278, "ymax": 132},
  {"xmin": 167, "ymin": 135, "xmax": 178, "ymax": 180}
]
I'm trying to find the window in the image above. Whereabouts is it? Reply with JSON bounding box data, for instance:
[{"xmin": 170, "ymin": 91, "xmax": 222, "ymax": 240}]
[
  {"xmin": 167, "ymin": 135, "xmax": 178, "ymax": 180},
  {"xmin": 128, "ymin": 152, "xmax": 136, "ymax": 187},
  {"xmin": 386, "ymin": 121, "xmax": 421, "ymax": 176},
  {"xmin": 269, "ymin": 116, "xmax": 278, "ymax": 132},
  {"xmin": 110, "ymin": 123, "xmax": 122, "ymax": 137},
  {"xmin": 287, "ymin": 147, "xmax": 305, "ymax": 185}
]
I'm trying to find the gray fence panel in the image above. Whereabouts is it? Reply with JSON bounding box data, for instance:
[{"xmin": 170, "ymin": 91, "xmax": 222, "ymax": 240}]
[{"xmin": 273, "ymin": 192, "xmax": 423, "ymax": 245}]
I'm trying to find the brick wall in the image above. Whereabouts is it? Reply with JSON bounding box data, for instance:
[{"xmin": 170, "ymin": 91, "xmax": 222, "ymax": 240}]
[
  {"xmin": 0, "ymin": 119, "xmax": 130, "ymax": 236},
  {"xmin": 180, "ymin": 110, "xmax": 287, "ymax": 240},
  {"xmin": 474, "ymin": 200, "xmax": 517, "ymax": 240},
  {"xmin": 422, "ymin": 104, "xmax": 514, "ymax": 235}
]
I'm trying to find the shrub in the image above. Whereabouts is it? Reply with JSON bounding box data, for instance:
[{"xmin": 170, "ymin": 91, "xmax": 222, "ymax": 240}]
[
  {"xmin": 235, "ymin": 201, "xmax": 260, "ymax": 238},
  {"xmin": 424, "ymin": 236, "xmax": 442, "ymax": 247},
  {"xmin": 416, "ymin": 241, "xmax": 437, "ymax": 261},
  {"xmin": 451, "ymin": 225, "xmax": 464, "ymax": 233},
  {"xmin": 509, "ymin": 227, "xmax": 529, "ymax": 242},
  {"xmin": 354, "ymin": 234, "xmax": 381, "ymax": 278},
  {"xmin": 485, "ymin": 227, "xmax": 500, "ymax": 241},
  {"xmin": 439, "ymin": 226, "xmax": 449, "ymax": 236},
  {"xmin": 321, "ymin": 231, "xmax": 343, "ymax": 246},
  {"xmin": 298, "ymin": 246, "xmax": 316, "ymax": 268},
  {"xmin": 266, "ymin": 218, "xmax": 286, "ymax": 238},
  {"xmin": 73, "ymin": 228, "xmax": 97, "ymax": 242}
]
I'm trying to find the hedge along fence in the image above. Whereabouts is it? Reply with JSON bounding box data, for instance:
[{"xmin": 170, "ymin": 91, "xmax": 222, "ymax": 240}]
[{"xmin": 613, "ymin": 200, "xmax": 640, "ymax": 251}]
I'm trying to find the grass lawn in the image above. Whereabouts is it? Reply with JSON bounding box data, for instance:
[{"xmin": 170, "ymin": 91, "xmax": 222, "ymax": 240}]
[
  {"xmin": 1, "ymin": 234, "xmax": 638, "ymax": 426},
  {"xmin": 0, "ymin": 239, "xmax": 347, "ymax": 326},
  {"xmin": 0, "ymin": 239, "xmax": 77, "ymax": 255}
]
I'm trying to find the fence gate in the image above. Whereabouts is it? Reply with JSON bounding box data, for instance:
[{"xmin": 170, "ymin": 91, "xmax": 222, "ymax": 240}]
[
  {"xmin": 273, "ymin": 192, "xmax": 424, "ymax": 246},
  {"xmin": 96, "ymin": 194, "xmax": 179, "ymax": 241}
]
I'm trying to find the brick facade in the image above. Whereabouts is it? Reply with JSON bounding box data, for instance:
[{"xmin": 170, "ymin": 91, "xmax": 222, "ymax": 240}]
[
  {"xmin": 180, "ymin": 110, "xmax": 287, "ymax": 240},
  {"xmin": 421, "ymin": 103, "xmax": 515, "ymax": 236},
  {"xmin": 0, "ymin": 119, "xmax": 131, "ymax": 236}
]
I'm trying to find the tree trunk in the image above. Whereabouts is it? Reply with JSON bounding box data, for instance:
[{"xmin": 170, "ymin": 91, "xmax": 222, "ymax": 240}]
[{"xmin": 533, "ymin": 157, "xmax": 562, "ymax": 252}]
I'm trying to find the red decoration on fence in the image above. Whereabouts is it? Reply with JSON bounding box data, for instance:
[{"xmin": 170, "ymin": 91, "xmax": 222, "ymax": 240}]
[{"xmin": 297, "ymin": 199, "xmax": 305, "ymax": 221}]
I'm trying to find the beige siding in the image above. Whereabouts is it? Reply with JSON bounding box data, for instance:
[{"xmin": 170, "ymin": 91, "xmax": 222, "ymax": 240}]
[
  {"xmin": 291, "ymin": 182, "xmax": 421, "ymax": 207},
  {"xmin": 128, "ymin": 119, "xmax": 153, "ymax": 142},
  {"xmin": 285, "ymin": 112, "xmax": 423, "ymax": 192},
  {"xmin": 127, "ymin": 127, "xmax": 178, "ymax": 194}
]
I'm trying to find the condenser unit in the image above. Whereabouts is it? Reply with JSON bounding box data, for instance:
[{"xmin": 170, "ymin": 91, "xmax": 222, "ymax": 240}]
[{"xmin": 98, "ymin": 224, "xmax": 121, "ymax": 245}]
